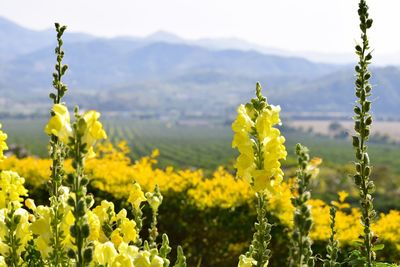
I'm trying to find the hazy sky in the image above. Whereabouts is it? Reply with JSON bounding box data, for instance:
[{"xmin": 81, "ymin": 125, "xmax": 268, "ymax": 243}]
[{"xmin": 1, "ymin": 0, "xmax": 399, "ymax": 57}]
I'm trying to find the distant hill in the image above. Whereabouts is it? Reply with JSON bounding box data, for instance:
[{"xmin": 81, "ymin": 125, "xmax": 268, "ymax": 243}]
[{"xmin": 0, "ymin": 16, "xmax": 399, "ymax": 120}]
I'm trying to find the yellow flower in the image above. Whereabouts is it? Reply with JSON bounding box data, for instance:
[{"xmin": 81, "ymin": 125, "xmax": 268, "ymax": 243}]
[
  {"xmin": 119, "ymin": 219, "xmax": 137, "ymax": 243},
  {"xmin": 87, "ymin": 210, "xmax": 101, "ymax": 241},
  {"xmin": 25, "ymin": 198, "xmax": 36, "ymax": 211},
  {"xmin": 306, "ymin": 157, "xmax": 322, "ymax": 179},
  {"xmin": 232, "ymin": 90, "xmax": 286, "ymax": 193},
  {"xmin": 238, "ymin": 255, "xmax": 257, "ymax": 267},
  {"xmin": 187, "ymin": 167, "xmax": 253, "ymax": 209},
  {"xmin": 232, "ymin": 105, "xmax": 254, "ymax": 134},
  {"xmin": 146, "ymin": 191, "xmax": 163, "ymax": 212},
  {"xmin": 0, "ymin": 171, "xmax": 28, "ymax": 208},
  {"xmin": 118, "ymin": 242, "xmax": 139, "ymax": 260},
  {"xmin": 111, "ymin": 254, "xmax": 132, "ymax": 267},
  {"xmin": 255, "ymin": 105, "xmax": 281, "ymax": 141},
  {"xmin": 133, "ymin": 250, "xmax": 152, "ymax": 266},
  {"xmin": 93, "ymin": 241, "xmax": 118, "ymax": 266},
  {"xmin": 338, "ymin": 191, "xmax": 349, "ymax": 203},
  {"xmin": 0, "ymin": 256, "xmax": 5, "ymax": 267},
  {"xmin": 92, "ymin": 200, "xmax": 115, "ymax": 225},
  {"xmin": 128, "ymin": 183, "xmax": 146, "ymax": 211},
  {"xmin": 44, "ymin": 104, "xmax": 72, "ymax": 144},
  {"xmin": 0, "ymin": 124, "xmax": 8, "ymax": 163},
  {"xmin": 82, "ymin": 110, "xmax": 107, "ymax": 153},
  {"xmin": 150, "ymin": 255, "xmax": 164, "ymax": 267},
  {"xmin": 133, "ymin": 250, "xmax": 164, "ymax": 267},
  {"xmin": 30, "ymin": 206, "xmax": 52, "ymax": 258}
]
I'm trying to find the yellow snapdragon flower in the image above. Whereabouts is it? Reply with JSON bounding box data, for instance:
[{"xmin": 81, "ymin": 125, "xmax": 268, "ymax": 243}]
[
  {"xmin": 93, "ymin": 241, "xmax": 118, "ymax": 266},
  {"xmin": 87, "ymin": 210, "xmax": 101, "ymax": 241},
  {"xmin": 232, "ymin": 89, "xmax": 287, "ymax": 193},
  {"xmin": 118, "ymin": 242, "xmax": 139, "ymax": 260},
  {"xmin": 119, "ymin": 218, "xmax": 137, "ymax": 243},
  {"xmin": 133, "ymin": 250, "xmax": 164, "ymax": 267},
  {"xmin": 30, "ymin": 186, "xmax": 74, "ymax": 260},
  {"xmin": 0, "ymin": 171, "xmax": 28, "ymax": 208},
  {"xmin": 82, "ymin": 110, "xmax": 107, "ymax": 158},
  {"xmin": 44, "ymin": 104, "xmax": 72, "ymax": 144},
  {"xmin": 238, "ymin": 255, "xmax": 257, "ymax": 267},
  {"xmin": 30, "ymin": 205, "xmax": 52, "ymax": 258},
  {"xmin": 0, "ymin": 124, "xmax": 8, "ymax": 163},
  {"xmin": 112, "ymin": 254, "xmax": 132, "ymax": 267},
  {"xmin": 128, "ymin": 183, "xmax": 146, "ymax": 211},
  {"xmin": 146, "ymin": 191, "xmax": 163, "ymax": 212},
  {"xmin": 92, "ymin": 200, "xmax": 115, "ymax": 225}
]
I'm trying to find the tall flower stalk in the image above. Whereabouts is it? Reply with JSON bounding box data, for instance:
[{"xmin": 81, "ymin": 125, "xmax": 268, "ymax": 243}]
[
  {"xmin": 233, "ymin": 82, "xmax": 287, "ymax": 267},
  {"xmin": 290, "ymin": 144, "xmax": 320, "ymax": 267},
  {"xmin": 66, "ymin": 108, "xmax": 106, "ymax": 266},
  {"xmin": 323, "ymin": 206, "xmax": 340, "ymax": 267},
  {"xmin": 352, "ymin": 0, "xmax": 376, "ymax": 265},
  {"xmin": 45, "ymin": 22, "xmax": 69, "ymax": 267}
]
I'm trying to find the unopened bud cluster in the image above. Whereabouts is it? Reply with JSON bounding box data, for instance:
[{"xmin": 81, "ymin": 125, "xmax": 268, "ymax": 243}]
[
  {"xmin": 290, "ymin": 144, "xmax": 316, "ymax": 267},
  {"xmin": 352, "ymin": 0, "xmax": 377, "ymax": 265},
  {"xmin": 323, "ymin": 206, "xmax": 340, "ymax": 267}
]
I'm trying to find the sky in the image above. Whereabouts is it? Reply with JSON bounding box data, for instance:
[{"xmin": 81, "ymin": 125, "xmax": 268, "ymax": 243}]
[{"xmin": 1, "ymin": 0, "xmax": 399, "ymax": 64}]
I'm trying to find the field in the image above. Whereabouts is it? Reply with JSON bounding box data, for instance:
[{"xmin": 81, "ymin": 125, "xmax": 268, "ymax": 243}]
[
  {"xmin": 3, "ymin": 118, "xmax": 400, "ymax": 171},
  {"xmin": 288, "ymin": 119, "xmax": 400, "ymax": 142}
]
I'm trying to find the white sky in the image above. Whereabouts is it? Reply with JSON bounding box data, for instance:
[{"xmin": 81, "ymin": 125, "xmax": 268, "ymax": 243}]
[{"xmin": 0, "ymin": 0, "xmax": 399, "ymax": 57}]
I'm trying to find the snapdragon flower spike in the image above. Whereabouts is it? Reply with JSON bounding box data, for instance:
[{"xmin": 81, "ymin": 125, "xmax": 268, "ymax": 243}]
[
  {"xmin": 323, "ymin": 206, "xmax": 340, "ymax": 267},
  {"xmin": 289, "ymin": 144, "xmax": 319, "ymax": 267},
  {"xmin": 232, "ymin": 82, "xmax": 287, "ymax": 193},
  {"xmin": 352, "ymin": 0, "xmax": 377, "ymax": 265},
  {"xmin": 234, "ymin": 83, "xmax": 286, "ymax": 267},
  {"xmin": 45, "ymin": 23, "xmax": 71, "ymax": 267}
]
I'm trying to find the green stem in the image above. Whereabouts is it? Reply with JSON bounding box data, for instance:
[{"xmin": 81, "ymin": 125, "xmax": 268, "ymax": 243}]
[
  {"xmin": 353, "ymin": 1, "xmax": 375, "ymax": 265},
  {"xmin": 48, "ymin": 23, "xmax": 68, "ymax": 267},
  {"xmin": 149, "ymin": 210, "xmax": 159, "ymax": 248},
  {"xmin": 73, "ymin": 138, "xmax": 84, "ymax": 267},
  {"xmin": 251, "ymin": 192, "xmax": 271, "ymax": 267}
]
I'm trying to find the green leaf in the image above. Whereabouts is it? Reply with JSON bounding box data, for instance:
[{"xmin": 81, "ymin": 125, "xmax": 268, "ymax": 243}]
[{"xmin": 372, "ymin": 243, "xmax": 385, "ymax": 251}]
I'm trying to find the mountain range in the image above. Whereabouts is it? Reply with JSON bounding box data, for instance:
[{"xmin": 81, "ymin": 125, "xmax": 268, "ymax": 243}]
[{"xmin": 0, "ymin": 16, "xmax": 399, "ymax": 120}]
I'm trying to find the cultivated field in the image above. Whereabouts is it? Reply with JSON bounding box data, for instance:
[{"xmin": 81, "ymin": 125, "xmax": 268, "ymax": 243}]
[{"xmin": 288, "ymin": 119, "xmax": 400, "ymax": 141}]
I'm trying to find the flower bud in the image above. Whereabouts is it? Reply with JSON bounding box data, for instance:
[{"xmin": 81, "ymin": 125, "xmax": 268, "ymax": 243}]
[
  {"xmin": 13, "ymin": 214, "xmax": 21, "ymax": 225},
  {"xmin": 82, "ymin": 223, "xmax": 90, "ymax": 238},
  {"xmin": 77, "ymin": 199, "xmax": 87, "ymax": 217},
  {"xmin": 365, "ymin": 166, "xmax": 371, "ymax": 176},
  {"xmin": 352, "ymin": 136, "xmax": 360, "ymax": 148},
  {"xmin": 70, "ymin": 225, "xmax": 78, "ymax": 238},
  {"xmin": 83, "ymin": 247, "xmax": 93, "ymax": 263},
  {"xmin": 67, "ymin": 249, "xmax": 76, "ymax": 259},
  {"xmin": 363, "ymin": 153, "xmax": 370, "ymax": 165},
  {"xmin": 354, "ymin": 174, "xmax": 362, "ymax": 186},
  {"xmin": 365, "ymin": 116, "xmax": 372, "ymax": 125},
  {"xmin": 80, "ymin": 177, "xmax": 89, "ymax": 186},
  {"xmin": 67, "ymin": 196, "xmax": 75, "ymax": 207}
]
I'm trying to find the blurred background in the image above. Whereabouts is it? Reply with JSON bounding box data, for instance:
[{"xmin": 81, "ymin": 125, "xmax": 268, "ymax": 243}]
[{"xmin": 0, "ymin": 0, "xmax": 400, "ymax": 213}]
